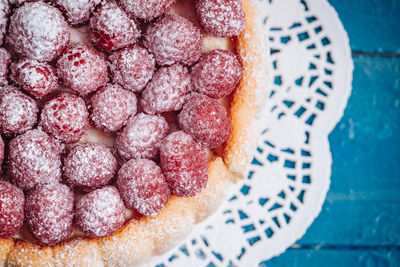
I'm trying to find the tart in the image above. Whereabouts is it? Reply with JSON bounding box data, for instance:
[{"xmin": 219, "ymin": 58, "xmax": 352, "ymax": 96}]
[{"xmin": 0, "ymin": 0, "xmax": 269, "ymax": 266}]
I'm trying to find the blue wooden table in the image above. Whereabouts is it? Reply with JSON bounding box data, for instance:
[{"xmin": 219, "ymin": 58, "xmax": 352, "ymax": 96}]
[{"xmin": 263, "ymin": 1, "xmax": 400, "ymax": 266}]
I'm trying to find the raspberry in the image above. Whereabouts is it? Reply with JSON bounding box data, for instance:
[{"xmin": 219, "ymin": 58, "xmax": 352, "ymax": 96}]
[
  {"xmin": 89, "ymin": 2, "xmax": 140, "ymax": 52},
  {"xmin": 160, "ymin": 131, "xmax": 208, "ymax": 197},
  {"xmin": 120, "ymin": 0, "xmax": 177, "ymax": 21},
  {"xmin": 144, "ymin": 14, "xmax": 202, "ymax": 66},
  {"xmin": 49, "ymin": 0, "xmax": 101, "ymax": 25},
  {"xmin": 75, "ymin": 186, "xmax": 125, "ymax": 237},
  {"xmin": 195, "ymin": 0, "xmax": 245, "ymax": 37},
  {"xmin": 90, "ymin": 84, "xmax": 137, "ymax": 133},
  {"xmin": 192, "ymin": 49, "xmax": 242, "ymax": 99},
  {"xmin": 0, "ymin": 135, "xmax": 3, "ymax": 166},
  {"xmin": 115, "ymin": 113, "xmax": 169, "ymax": 160},
  {"xmin": 108, "ymin": 45, "xmax": 155, "ymax": 92},
  {"xmin": 8, "ymin": 0, "xmax": 33, "ymax": 6},
  {"xmin": 0, "ymin": 86, "xmax": 38, "ymax": 135},
  {"xmin": 178, "ymin": 93, "xmax": 231, "ymax": 148},
  {"xmin": 0, "ymin": 48, "xmax": 10, "ymax": 85},
  {"xmin": 57, "ymin": 44, "xmax": 108, "ymax": 96},
  {"xmin": 0, "ymin": 1, "xmax": 9, "ymax": 45},
  {"xmin": 117, "ymin": 159, "xmax": 170, "ymax": 217},
  {"xmin": 40, "ymin": 93, "xmax": 89, "ymax": 144},
  {"xmin": 7, "ymin": 2, "xmax": 70, "ymax": 62},
  {"xmin": 8, "ymin": 129, "xmax": 63, "ymax": 191},
  {"xmin": 64, "ymin": 143, "xmax": 117, "ymax": 192},
  {"xmin": 25, "ymin": 184, "xmax": 74, "ymax": 245},
  {"xmin": 10, "ymin": 59, "xmax": 58, "ymax": 99},
  {"xmin": 141, "ymin": 64, "xmax": 191, "ymax": 115},
  {"xmin": 0, "ymin": 181, "xmax": 24, "ymax": 238}
]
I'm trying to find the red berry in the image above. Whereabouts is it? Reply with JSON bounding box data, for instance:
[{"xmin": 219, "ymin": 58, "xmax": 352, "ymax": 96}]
[
  {"xmin": 0, "ymin": 48, "xmax": 10, "ymax": 85},
  {"xmin": 195, "ymin": 0, "xmax": 245, "ymax": 37},
  {"xmin": 57, "ymin": 44, "xmax": 108, "ymax": 96},
  {"xmin": 117, "ymin": 159, "xmax": 170, "ymax": 217},
  {"xmin": 192, "ymin": 49, "xmax": 242, "ymax": 99},
  {"xmin": 25, "ymin": 183, "xmax": 74, "ymax": 245},
  {"xmin": 8, "ymin": 129, "xmax": 63, "ymax": 191},
  {"xmin": 0, "ymin": 181, "xmax": 24, "ymax": 238},
  {"xmin": 144, "ymin": 14, "xmax": 202, "ymax": 66},
  {"xmin": 7, "ymin": 2, "xmax": 70, "ymax": 62},
  {"xmin": 40, "ymin": 93, "xmax": 89, "ymax": 144},
  {"xmin": 75, "ymin": 186, "xmax": 125, "ymax": 237},
  {"xmin": 90, "ymin": 84, "xmax": 137, "ymax": 133},
  {"xmin": 89, "ymin": 2, "xmax": 141, "ymax": 52},
  {"xmin": 108, "ymin": 45, "xmax": 155, "ymax": 92},
  {"xmin": 0, "ymin": 86, "xmax": 38, "ymax": 135},
  {"xmin": 64, "ymin": 143, "xmax": 117, "ymax": 192},
  {"xmin": 0, "ymin": 1, "xmax": 9, "ymax": 45},
  {"xmin": 49, "ymin": 0, "xmax": 101, "ymax": 25},
  {"xmin": 120, "ymin": 0, "xmax": 177, "ymax": 21},
  {"xmin": 8, "ymin": 0, "xmax": 34, "ymax": 6},
  {"xmin": 160, "ymin": 131, "xmax": 208, "ymax": 197},
  {"xmin": 115, "ymin": 113, "xmax": 169, "ymax": 160},
  {"xmin": 178, "ymin": 93, "xmax": 231, "ymax": 148},
  {"xmin": 0, "ymin": 135, "xmax": 3, "ymax": 166},
  {"xmin": 141, "ymin": 64, "xmax": 191, "ymax": 115},
  {"xmin": 10, "ymin": 59, "xmax": 58, "ymax": 99}
]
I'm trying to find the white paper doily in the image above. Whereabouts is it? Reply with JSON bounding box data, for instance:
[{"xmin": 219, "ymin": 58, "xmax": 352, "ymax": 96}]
[{"xmin": 147, "ymin": 0, "xmax": 353, "ymax": 266}]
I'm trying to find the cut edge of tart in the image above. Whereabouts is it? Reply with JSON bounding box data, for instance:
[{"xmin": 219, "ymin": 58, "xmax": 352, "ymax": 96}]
[{"xmin": 0, "ymin": 0, "xmax": 269, "ymax": 266}]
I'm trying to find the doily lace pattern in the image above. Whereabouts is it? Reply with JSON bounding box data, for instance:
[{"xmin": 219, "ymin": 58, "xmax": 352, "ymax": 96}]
[{"xmin": 148, "ymin": 0, "xmax": 353, "ymax": 265}]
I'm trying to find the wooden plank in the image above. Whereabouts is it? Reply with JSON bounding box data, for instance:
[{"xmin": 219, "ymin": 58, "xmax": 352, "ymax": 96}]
[
  {"xmin": 261, "ymin": 248, "xmax": 400, "ymax": 267},
  {"xmin": 328, "ymin": 0, "xmax": 400, "ymax": 54},
  {"xmin": 296, "ymin": 56, "xmax": 400, "ymax": 245},
  {"xmin": 328, "ymin": 56, "xmax": 400, "ymax": 195}
]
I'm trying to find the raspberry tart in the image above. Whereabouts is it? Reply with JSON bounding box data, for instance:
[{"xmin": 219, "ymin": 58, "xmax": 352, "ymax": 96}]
[{"xmin": 0, "ymin": 0, "xmax": 269, "ymax": 266}]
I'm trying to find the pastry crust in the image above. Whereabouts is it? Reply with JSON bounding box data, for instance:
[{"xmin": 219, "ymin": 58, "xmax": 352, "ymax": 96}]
[{"xmin": 1, "ymin": 0, "xmax": 269, "ymax": 266}]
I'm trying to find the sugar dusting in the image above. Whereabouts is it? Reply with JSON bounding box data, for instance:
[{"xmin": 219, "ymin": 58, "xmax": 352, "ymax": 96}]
[
  {"xmin": 120, "ymin": 0, "xmax": 177, "ymax": 20},
  {"xmin": 141, "ymin": 63, "xmax": 191, "ymax": 114},
  {"xmin": 6, "ymin": 1, "xmax": 70, "ymax": 62},
  {"xmin": 115, "ymin": 113, "xmax": 169, "ymax": 160},
  {"xmin": 108, "ymin": 45, "xmax": 155, "ymax": 92}
]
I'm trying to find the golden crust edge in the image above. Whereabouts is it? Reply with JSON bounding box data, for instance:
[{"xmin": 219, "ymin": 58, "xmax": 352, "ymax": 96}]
[
  {"xmin": 2, "ymin": 1, "xmax": 269, "ymax": 265},
  {"xmin": 224, "ymin": 0, "xmax": 270, "ymax": 178}
]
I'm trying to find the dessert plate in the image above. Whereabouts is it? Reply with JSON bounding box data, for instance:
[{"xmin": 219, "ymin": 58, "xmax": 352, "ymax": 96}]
[{"xmin": 147, "ymin": 0, "xmax": 353, "ymax": 265}]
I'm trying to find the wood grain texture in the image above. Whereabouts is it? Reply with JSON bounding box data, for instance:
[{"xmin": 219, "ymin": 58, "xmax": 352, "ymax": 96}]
[{"xmin": 328, "ymin": 0, "xmax": 400, "ymax": 54}]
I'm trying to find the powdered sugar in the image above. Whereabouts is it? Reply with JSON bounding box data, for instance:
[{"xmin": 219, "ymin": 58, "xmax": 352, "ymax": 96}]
[
  {"xmin": 64, "ymin": 143, "xmax": 117, "ymax": 192},
  {"xmin": 0, "ymin": 0, "xmax": 9, "ymax": 45},
  {"xmin": 8, "ymin": 129, "xmax": 63, "ymax": 191},
  {"xmin": 7, "ymin": 1, "xmax": 70, "ymax": 62},
  {"xmin": 90, "ymin": 84, "xmax": 137, "ymax": 133},
  {"xmin": 0, "ymin": 48, "xmax": 10, "ymax": 86},
  {"xmin": 0, "ymin": 86, "xmax": 38, "ymax": 135},
  {"xmin": 117, "ymin": 159, "xmax": 170, "ymax": 217},
  {"xmin": 89, "ymin": 1, "xmax": 140, "ymax": 52},
  {"xmin": 144, "ymin": 14, "xmax": 202, "ymax": 66},
  {"xmin": 75, "ymin": 186, "xmax": 125, "ymax": 237},
  {"xmin": 196, "ymin": 0, "xmax": 245, "ymax": 37},
  {"xmin": 192, "ymin": 49, "xmax": 242, "ymax": 99},
  {"xmin": 120, "ymin": 0, "xmax": 177, "ymax": 21},
  {"xmin": 57, "ymin": 44, "xmax": 108, "ymax": 96},
  {"xmin": 178, "ymin": 93, "xmax": 232, "ymax": 148},
  {"xmin": 115, "ymin": 113, "xmax": 169, "ymax": 160},
  {"xmin": 25, "ymin": 184, "xmax": 74, "ymax": 245},
  {"xmin": 108, "ymin": 45, "xmax": 155, "ymax": 92},
  {"xmin": 160, "ymin": 131, "xmax": 208, "ymax": 197},
  {"xmin": 141, "ymin": 63, "xmax": 191, "ymax": 115},
  {"xmin": 0, "ymin": 181, "xmax": 24, "ymax": 238},
  {"xmin": 50, "ymin": 0, "xmax": 101, "ymax": 25},
  {"xmin": 40, "ymin": 93, "xmax": 89, "ymax": 144},
  {"xmin": 10, "ymin": 59, "xmax": 58, "ymax": 99}
]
